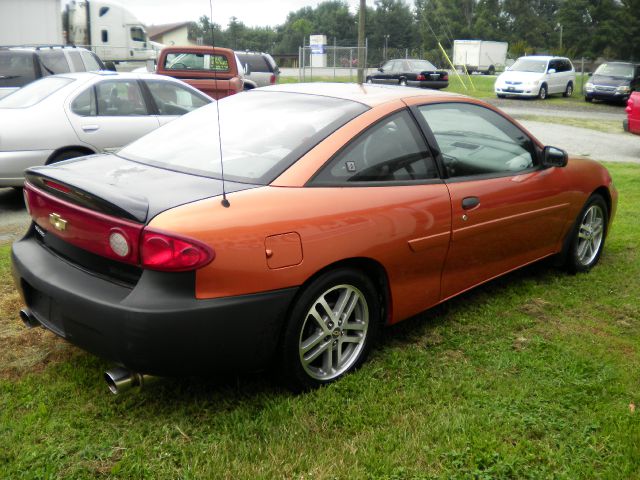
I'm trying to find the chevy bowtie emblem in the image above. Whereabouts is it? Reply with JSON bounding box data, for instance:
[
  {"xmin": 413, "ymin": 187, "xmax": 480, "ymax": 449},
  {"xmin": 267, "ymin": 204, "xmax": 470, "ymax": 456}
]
[{"xmin": 49, "ymin": 213, "xmax": 67, "ymax": 232}]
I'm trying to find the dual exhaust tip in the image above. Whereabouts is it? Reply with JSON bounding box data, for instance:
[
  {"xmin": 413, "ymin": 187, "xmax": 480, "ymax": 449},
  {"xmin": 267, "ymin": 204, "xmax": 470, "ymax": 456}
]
[{"xmin": 20, "ymin": 308, "xmax": 156, "ymax": 395}]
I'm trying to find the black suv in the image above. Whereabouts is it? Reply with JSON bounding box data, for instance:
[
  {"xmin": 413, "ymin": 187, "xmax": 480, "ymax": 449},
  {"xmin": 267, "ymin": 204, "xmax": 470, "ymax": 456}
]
[
  {"xmin": 0, "ymin": 45, "xmax": 105, "ymax": 99},
  {"xmin": 585, "ymin": 62, "xmax": 640, "ymax": 103}
]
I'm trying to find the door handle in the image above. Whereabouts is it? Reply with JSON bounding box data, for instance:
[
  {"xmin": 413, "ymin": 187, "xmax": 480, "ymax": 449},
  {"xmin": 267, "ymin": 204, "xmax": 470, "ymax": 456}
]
[
  {"xmin": 81, "ymin": 124, "xmax": 100, "ymax": 132},
  {"xmin": 462, "ymin": 196, "xmax": 480, "ymax": 210}
]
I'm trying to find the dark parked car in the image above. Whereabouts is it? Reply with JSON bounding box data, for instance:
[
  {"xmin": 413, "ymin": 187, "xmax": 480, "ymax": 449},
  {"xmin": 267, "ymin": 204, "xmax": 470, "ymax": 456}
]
[
  {"xmin": 366, "ymin": 59, "xmax": 448, "ymax": 89},
  {"xmin": 0, "ymin": 45, "xmax": 104, "ymax": 99},
  {"xmin": 585, "ymin": 62, "xmax": 640, "ymax": 103}
]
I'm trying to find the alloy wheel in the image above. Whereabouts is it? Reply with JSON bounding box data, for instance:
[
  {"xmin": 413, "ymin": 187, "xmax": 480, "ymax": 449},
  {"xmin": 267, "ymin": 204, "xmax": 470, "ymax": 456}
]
[
  {"xmin": 298, "ymin": 284, "xmax": 369, "ymax": 381},
  {"xmin": 576, "ymin": 204, "xmax": 604, "ymax": 267}
]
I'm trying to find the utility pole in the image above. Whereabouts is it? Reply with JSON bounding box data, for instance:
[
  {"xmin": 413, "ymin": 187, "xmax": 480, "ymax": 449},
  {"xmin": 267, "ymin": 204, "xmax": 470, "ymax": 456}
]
[{"xmin": 357, "ymin": 0, "xmax": 365, "ymax": 83}]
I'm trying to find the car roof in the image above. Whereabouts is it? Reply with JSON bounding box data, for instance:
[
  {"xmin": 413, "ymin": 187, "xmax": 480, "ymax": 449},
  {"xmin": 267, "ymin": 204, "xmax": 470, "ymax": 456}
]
[
  {"xmin": 260, "ymin": 82, "xmax": 461, "ymax": 107},
  {"xmin": 516, "ymin": 55, "xmax": 567, "ymax": 61},
  {"xmin": 54, "ymin": 71, "xmax": 181, "ymax": 81}
]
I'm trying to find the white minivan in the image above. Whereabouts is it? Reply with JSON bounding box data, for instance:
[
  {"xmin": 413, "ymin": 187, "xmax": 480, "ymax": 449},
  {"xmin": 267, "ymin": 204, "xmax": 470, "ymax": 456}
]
[{"xmin": 494, "ymin": 56, "xmax": 576, "ymax": 99}]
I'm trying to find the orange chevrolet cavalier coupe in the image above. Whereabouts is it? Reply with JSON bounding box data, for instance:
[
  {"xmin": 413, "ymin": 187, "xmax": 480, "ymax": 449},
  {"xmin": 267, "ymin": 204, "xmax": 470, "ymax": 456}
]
[{"xmin": 12, "ymin": 83, "xmax": 617, "ymax": 391}]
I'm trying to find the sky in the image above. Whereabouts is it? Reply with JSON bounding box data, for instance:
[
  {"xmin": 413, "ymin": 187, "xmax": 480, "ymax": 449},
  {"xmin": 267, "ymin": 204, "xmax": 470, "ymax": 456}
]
[{"xmin": 76, "ymin": 0, "xmax": 401, "ymax": 28}]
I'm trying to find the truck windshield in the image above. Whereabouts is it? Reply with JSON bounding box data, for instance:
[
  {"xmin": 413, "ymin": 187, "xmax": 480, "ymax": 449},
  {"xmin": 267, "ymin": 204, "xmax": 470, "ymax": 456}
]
[
  {"xmin": 118, "ymin": 91, "xmax": 369, "ymax": 185},
  {"xmin": 0, "ymin": 76, "xmax": 74, "ymax": 108},
  {"xmin": 510, "ymin": 59, "xmax": 547, "ymax": 73},
  {"xmin": 0, "ymin": 51, "xmax": 37, "ymax": 88}
]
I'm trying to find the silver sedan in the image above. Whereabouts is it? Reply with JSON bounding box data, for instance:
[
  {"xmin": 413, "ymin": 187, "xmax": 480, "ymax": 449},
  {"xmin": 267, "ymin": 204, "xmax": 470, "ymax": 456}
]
[{"xmin": 0, "ymin": 71, "xmax": 212, "ymax": 187}]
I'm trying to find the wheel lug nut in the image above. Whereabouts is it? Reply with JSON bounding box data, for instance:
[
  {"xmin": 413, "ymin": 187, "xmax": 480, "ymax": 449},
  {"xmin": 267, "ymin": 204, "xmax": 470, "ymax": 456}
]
[{"xmin": 328, "ymin": 322, "xmax": 334, "ymax": 328}]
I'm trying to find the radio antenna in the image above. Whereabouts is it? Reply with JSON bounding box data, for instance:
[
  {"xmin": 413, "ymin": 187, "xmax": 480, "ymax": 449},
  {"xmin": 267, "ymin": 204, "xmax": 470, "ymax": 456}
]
[{"xmin": 209, "ymin": 0, "xmax": 230, "ymax": 208}]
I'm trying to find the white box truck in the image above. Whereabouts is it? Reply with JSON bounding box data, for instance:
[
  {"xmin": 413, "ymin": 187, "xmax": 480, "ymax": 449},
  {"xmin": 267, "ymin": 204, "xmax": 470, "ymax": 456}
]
[
  {"xmin": 453, "ymin": 40, "xmax": 508, "ymax": 75},
  {"xmin": 0, "ymin": 0, "xmax": 63, "ymax": 45},
  {"xmin": 66, "ymin": 0, "xmax": 155, "ymax": 62}
]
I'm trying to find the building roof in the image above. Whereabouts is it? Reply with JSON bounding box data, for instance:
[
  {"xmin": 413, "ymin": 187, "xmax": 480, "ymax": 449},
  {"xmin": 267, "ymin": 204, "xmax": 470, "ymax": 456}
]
[{"xmin": 147, "ymin": 22, "xmax": 192, "ymax": 41}]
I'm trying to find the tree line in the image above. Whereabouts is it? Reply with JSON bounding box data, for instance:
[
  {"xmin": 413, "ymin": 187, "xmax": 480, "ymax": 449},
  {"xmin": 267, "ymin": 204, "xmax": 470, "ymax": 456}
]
[{"xmin": 189, "ymin": 0, "xmax": 639, "ymax": 65}]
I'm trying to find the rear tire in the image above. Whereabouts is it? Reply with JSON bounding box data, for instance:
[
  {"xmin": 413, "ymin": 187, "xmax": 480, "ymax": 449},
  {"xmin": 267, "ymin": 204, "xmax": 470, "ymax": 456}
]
[
  {"xmin": 497, "ymin": 94, "xmax": 506, "ymax": 98},
  {"xmin": 279, "ymin": 268, "xmax": 380, "ymax": 391},
  {"xmin": 366, "ymin": 77, "xmax": 373, "ymax": 84},
  {"xmin": 46, "ymin": 149, "xmax": 90, "ymax": 165},
  {"xmin": 564, "ymin": 194, "xmax": 608, "ymax": 273},
  {"xmin": 563, "ymin": 82, "xmax": 574, "ymax": 97},
  {"xmin": 399, "ymin": 78, "xmax": 407, "ymax": 86}
]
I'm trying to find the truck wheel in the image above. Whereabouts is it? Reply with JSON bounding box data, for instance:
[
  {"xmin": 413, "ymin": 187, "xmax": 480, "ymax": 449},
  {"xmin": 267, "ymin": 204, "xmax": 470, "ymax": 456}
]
[
  {"xmin": 399, "ymin": 78, "xmax": 407, "ymax": 86},
  {"xmin": 487, "ymin": 66, "xmax": 495, "ymax": 75}
]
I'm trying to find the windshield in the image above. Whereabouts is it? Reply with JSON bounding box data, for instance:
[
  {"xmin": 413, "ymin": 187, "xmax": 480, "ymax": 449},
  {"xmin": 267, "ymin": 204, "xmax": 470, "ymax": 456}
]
[
  {"xmin": 0, "ymin": 76, "xmax": 74, "ymax": 108},
  {"xmin": 118, "ymin": 91, "xmax": 368, "ymax": 185},
  {"xmin": 0, "ymin": 51, "xmax": 37, "ymax": 88},
  {"xmin": 594, "ymin": 63, "xmax": 634, "ymax": 78},
  {"xmin": 510, "ymin": 58, "xmax": 547, "ymax": 73},
  {"xmin": 407, "ymin": 60, "xmax": 437, "ymax": 71}
]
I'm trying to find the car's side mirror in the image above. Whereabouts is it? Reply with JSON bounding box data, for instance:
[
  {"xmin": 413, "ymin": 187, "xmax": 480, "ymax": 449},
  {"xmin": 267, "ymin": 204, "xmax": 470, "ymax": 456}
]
[
  {"xmin": 542, "ymin": 146, "xmax": 568, "ymax": 168},
  {"xmin": 378, "ymin": 67, "xmax": 384, "ymax": 72},
  {"xmin": 244, "ymin": 63, "xmax": 251, "ymax": 75},
  {"xmin": 547, "ymin": 68, "xmax": 556, "ymax": 74}
]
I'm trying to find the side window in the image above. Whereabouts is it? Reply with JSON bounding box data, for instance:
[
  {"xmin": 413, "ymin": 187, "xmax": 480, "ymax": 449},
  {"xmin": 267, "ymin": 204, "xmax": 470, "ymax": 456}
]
[
  {"xmin": 101, "ymin": 29, "xmax": 108, "ymax": 43},
  {"xmin": 71, "ymin": 87, "xmax": 97, "ymax": 116},
  {"xmin": 419, "ymin": 103, "xmax": 536, "ymax": 178},
  {"xmin": 95, "ymin": 80, "xmax": 148, "ymax": 116},
  {"xmin": 312, "ymin": 110, "xmax": 438, "ymax": 185},
  {"xmin": 81, "ymin": 51, "xmax": 102, "ymax": 71},
  {"xmin": 145, "ymin": 81, "xmax": 210, "ymax": 115},
  {"xmin": 130, "ymin": 27, "xmax": 146, "ymax": 43},
  {"xmin": 548, "ymin": 60, "xmax": 558, "ymax": 72},
  {"xmin": 38, "ymin": 50, "xmax": 70, "ymax": 74},
  {"xmin": 67, "ymin": 51, "xmax": 84, "ymax": 71},
  {"xmin": 381, "ymin": 61, "xmax": 393, "ymax": 71}
]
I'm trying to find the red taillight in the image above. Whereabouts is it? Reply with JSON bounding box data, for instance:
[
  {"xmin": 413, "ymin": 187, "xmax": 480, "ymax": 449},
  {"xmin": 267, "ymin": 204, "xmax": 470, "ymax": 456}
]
[
  {"xmin": 43, "ymin": 179, "xmax": 71, "ymax": 193},
  {"xmin": 270, "ymin": 74, "xmax": 276, "ymax": 84},
  {"xmin": 442, "ymin": 73, "xmax": 449, "ymax": 81},
  {"xmin": 416, "ymin": 74, "xmax": 426, "ymax": 81},
  {"xmin": 140, "ymin": 229, "xmax": 214, "ymax": 272}
]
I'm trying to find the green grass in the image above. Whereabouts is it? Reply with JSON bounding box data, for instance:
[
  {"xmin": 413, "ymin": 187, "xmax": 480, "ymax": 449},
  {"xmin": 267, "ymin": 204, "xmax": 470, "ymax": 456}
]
[
  {"xmin": 1, "ymin": 163, "xmax": 640, "ymax": 478},
  {"xmin": 513, "ymin": 114, "xmax": 624, "ymax": 134}
]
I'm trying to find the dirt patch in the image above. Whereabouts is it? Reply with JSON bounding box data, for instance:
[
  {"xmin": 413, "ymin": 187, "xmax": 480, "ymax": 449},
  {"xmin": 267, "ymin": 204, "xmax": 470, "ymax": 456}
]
[{"xmin": 518, "ymin": 298, "xmax": 553, "ymax": 322}]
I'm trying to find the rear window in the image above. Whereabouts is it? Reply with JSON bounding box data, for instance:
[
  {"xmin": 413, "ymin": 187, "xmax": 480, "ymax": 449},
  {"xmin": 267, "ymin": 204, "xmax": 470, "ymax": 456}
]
[
  {"xmin": 118, "ymin": 91, "xmax": 368, "ymax": 185},
  {"xmin": 164, "ymin": 53, "xmax": 230, "ymax": 72},
  {"xmin": 237, "ymin": 53, "xmax": 271, "ymax": 73},
  {"xmin": 0, "ymin": 51, "xmax": 37, "ymax": 87},
  {"xmin": 0, "ymin": 76, "xmax": 74, "ymax": 108},
  {"xmin": 38, "ymin": 50, "xmax": 71, "ymax": 75}
]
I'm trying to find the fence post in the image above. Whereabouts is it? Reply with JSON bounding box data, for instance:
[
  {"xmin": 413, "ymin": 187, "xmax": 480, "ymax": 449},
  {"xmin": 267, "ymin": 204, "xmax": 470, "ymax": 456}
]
[
  {"xmin": 580, "ymin": 57, "xmax": 585, "ymax": 94},
  {"xmin": 333, "ymin": 38, "xmax": 337, "ymax": 80},
  {"xmin": 298, "ymin": 46, "xmax": 301, "ymax": 82}
]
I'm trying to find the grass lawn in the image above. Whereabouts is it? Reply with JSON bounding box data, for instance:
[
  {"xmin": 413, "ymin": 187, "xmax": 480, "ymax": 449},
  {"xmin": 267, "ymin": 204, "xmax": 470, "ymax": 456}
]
[{"xmin": 1, "ymin": 162, "xmax": 639, "ymax": 479}]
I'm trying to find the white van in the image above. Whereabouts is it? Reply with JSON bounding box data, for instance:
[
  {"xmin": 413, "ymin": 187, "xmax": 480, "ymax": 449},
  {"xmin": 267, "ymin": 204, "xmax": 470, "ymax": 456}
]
[{"xmin": 494, "ymin": 56, "xmax": 576, "ymax": 99}]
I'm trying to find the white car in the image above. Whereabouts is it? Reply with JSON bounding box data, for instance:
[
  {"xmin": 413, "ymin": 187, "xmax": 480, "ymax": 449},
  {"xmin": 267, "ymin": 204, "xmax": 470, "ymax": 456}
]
[
  {"xmin": 0, "ymin": 71, "xmax": 212, "ymax": 187},
  {"xmin": 494, "ymin": 56, "xmax": 576, "ymax": 99}
]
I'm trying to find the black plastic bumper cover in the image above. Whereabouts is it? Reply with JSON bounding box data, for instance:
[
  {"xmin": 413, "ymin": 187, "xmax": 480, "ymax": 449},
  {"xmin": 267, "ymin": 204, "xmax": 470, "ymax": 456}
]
[{"xmin": 11, "ymin": 236, "xmax": 298, "ymax": 376}]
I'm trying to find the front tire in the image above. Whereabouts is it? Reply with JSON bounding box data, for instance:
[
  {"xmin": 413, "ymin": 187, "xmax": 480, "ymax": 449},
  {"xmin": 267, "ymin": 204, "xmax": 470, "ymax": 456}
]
[
  {"xmin": 565, "ymin": 194, "xmax": 608, "ymax": 273},
  {"xmin": 399, "ymin": 78, "xmax": 407, "ymax": 86},
  {"xmin": 538, "ymin": 84, "xmax": 548, "ymax": 100},
  {"xmin": 585, "ymin": 96, "xmax": 593, "ymax": 103},
  {"xmin": 279, "ymin": 268, "xmax": 380, "ymax": 391}
]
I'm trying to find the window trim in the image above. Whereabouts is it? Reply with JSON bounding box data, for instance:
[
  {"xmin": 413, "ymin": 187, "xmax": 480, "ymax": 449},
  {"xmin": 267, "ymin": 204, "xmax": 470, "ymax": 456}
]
[
  {"xmin": 139, "ymin": 79, "xmax": 211, "ymax": 116},
  {"xmin": 411, "ymin": 101, "xmax": 543, "ymax": 183},
  {"xmin": 307, "ymin": 107, "xmax": 443, "ymax": 188}
]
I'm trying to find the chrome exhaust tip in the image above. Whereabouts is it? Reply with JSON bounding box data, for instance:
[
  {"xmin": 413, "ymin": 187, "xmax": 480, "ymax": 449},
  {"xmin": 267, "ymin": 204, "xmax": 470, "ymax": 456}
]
[
  {"xmin": 104, "ymin": 367, "xmax": 157, "ymax": 395},
  {"xmin": 19, "ymin": 308, "xmax": 40, "ymax": 328}
]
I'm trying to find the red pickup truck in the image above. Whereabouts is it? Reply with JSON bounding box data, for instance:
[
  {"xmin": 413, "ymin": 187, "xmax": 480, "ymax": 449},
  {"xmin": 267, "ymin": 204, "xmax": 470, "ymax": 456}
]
[
  {"xmin": 156, "ymin": 46, "xmax": 243, "ymax": 99},
  {"xmin": 624, "ymin": 91, "xmax": 640, "ymax": 135}
]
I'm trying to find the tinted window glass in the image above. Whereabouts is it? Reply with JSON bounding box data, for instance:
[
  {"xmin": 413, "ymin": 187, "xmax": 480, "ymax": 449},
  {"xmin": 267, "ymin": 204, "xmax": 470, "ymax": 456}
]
[
  {"xmin": 407, "ymin": 60, "xmax": 437, "ymax": 71},
  {"xmin": 101, "ymin": 30, "xmax": 108, "ymax": 43},
  {"xmin": 510, "ymin": 58, "xmax": 547, "ymax": 73},
  {"xmin": 118, "ymin": 91, "xmax": 368, "ymax": 185},
  {"xmin": 164, "ymin": 53, "xmax": 229, "ymax": 72},
  {"xmin": 95, "ymin": 80, "xmax": 148, "ymax": 116},
  {"xmin": 237, "ymin": 54, "xmax": 271, "ymax": 73},
  {"xmin": 313, "ymin": 110, "xmax": 437, "ymax": 185},
  {"xmin": 0, "ymin": 76, "xmax": 73, "ymax": 108},
  {"xmin": 81, "ymin": 51, "xmax": 101, "ymax": 70},
  {"xmin": 99, "ymin": 6, "xmax": 109, "ymax": 16},
  {"xmin": 130, "ymin": 27, "xmax": 146, "ymax": 42},
  {"xmin": 146, "ymin": 80, "xmax": 210, "ymax": 115},
  {"xmin": 419, "ymin": 103, "xmax": 536, "ymax": 178},
  {"xmin": 38, "ymin": 50, "xmax": 70, "ymax": 74},
  {"xmin": 67, "ymin": 51, "xmax": 85, "ymax": 71},
  {"xmin": 0, "ymin": 51, "xmax": 37, "ymax": 87},
  {"xmin": 71, "ymin": 87, "xmax": 97, "ymax": 116}
]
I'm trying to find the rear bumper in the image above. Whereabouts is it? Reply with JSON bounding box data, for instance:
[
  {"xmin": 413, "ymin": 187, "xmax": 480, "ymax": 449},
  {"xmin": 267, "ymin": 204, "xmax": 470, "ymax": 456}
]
[
  {"xmin": 408, "ymin": 80, "xmax": 448, "ymax": 90},
  {"xmin": 11, "ymin": 232, "xmax": 297, "ymax": 376},
  {"xmin": 0, "ymin": 150, "xmax": 53, "ymax": 187}
]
